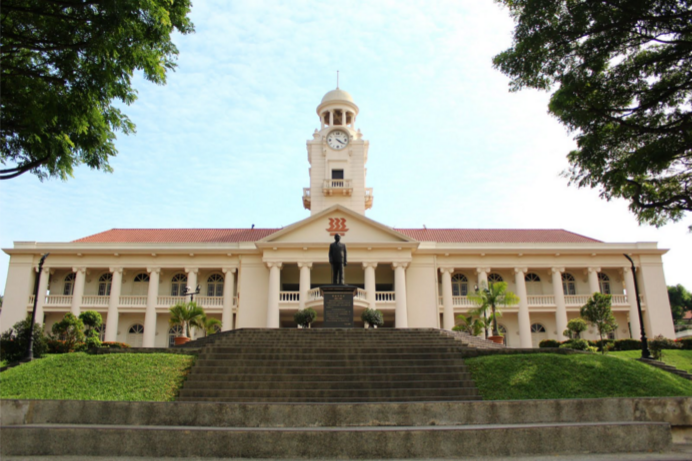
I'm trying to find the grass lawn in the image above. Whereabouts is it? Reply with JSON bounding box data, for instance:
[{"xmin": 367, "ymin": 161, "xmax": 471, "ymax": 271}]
[
  {"xmin": 466, "ymin": 353, "xmax": 692, "ymax": 400},
  {"xmin": 610, "ymin": 349, "xmax": 692, "ymax": 373},
  {"xmin": 0, "ymin": 353, "xmax": 195, "ymax": 401}
]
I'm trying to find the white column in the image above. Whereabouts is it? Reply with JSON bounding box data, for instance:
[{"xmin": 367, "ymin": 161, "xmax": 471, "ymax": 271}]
[
  {"xmin": 185, "ymin": 267, "xmax": 198, "ymax": 297},
  {"xmin": 514, "ymin": 268, "xmax": 532, "ymax": 348},
  {"xmin": 363, "ymin": 262, "xmax": 377, "ymax": 310},
  {"xmin": 34, "ymin": 267, "xmax": 50, "ymax": 326},
  {"xmin": 393, "ymin": 263, "xmax": 409, "ymax": 328},
  {"xmin": 70, "ymin": 267, "xmax": 86, "ymax": 316},
  {"xmin": 587, "ymin": 267, "xmax": 601, "ymax": 296},
  {"xmin": 222, "ymin": 267, "xmax": 236, "ymax": 331},
  {"xmin": 623, "ymin": 267, "xmax": 642, "ymax": 339},
  {"xmin": 298, "ymin": 262, "xmax": 312, "ymax": 310},
  {"xmin": 143, "ymin": 267, "xmax": 160, "ymax": 347},
  {"xmin": 551, "ymin": 267, "xmax": 568, "ymax": 341},
  {"xmin": 105, "ymin": 267, "xmax": 123, "ymax": 342},
  {"xmin": 266, "ymin": 263, "xmax": 282, "ymax": 328},
  {"xmin": 440, "ymin": 268, "xmax": 454, "ymax": 331}
]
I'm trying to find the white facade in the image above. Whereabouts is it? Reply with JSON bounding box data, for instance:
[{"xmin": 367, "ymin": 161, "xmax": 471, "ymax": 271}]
[{"xmin": 1, "ymin": 89, "xmax": 676, "ymax": 347}]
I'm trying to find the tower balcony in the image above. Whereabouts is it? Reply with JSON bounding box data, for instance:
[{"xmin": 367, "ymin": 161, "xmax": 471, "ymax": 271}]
[
  {"xmin": 323, "ymin": 179, "xmax": 353, "ymax": 196},
  {"xmin": 302, "ymin": 188, "xmax": 311, "ymax": 210},
  {"xmin": 365, "ymin": 188, "xmax": 374, "ymax": 210}
]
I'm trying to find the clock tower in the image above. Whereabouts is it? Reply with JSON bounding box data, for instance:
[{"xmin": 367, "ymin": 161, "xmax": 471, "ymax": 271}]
[{"xmin": 302, "ymin": 88, "xmax": 373, "ymax": 215}]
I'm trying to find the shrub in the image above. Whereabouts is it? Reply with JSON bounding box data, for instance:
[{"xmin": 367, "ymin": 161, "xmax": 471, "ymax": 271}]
[
  {"xmin": 85, "ymin": 336, "xmax": 102, "ymax": 352},
  {"xmin": 560, "ymin": 339, "xmax": 590, "ymax": 351},
  {"xmin": 79, "ymin": 311, "xmax": 103, "ymax": 339},
  {"xmin": 593, "ymin": 339, "xmax": 614, "ymax": 352},
  {"xmin": 539, "ymin": 339, "xmax": 561, "ymax": 348},
  {"xmin": 563, "ymin": 318, "xmax": 588, "ymax": 339},
  {"xmin": 649, "ymin": 335, "xmax": 680, "ymax": 360},
  {"xmin": 676, "ymin": 338, "xmax": 692, "ymax": 350},
  {"xmin": 361, "ymin": 308, "xmax": 384, "ymax": 327},
  {"xmin": 101, "ymin": 341, "xmax": 130, "ymax": 349},
  {"xmin": 613, "ymin": 339, "xmax": 642, "ymax": 351},
  {"xmin": 47, "ymin": 339, "xmax": 76, "ymax": 354},
  {"xmin": 294, "ymin": 308, "xmax": 317, "ymax": 328},
  {"xmin": 0, "ymin": 315, "xmax": 48, "ymax": 362},
  {"xmin": 51, "ymin": 313, "xmax": 85, "ymax": 351}
]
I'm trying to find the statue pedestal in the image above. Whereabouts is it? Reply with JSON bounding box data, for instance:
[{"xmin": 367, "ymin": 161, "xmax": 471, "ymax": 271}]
[{"xmin": 321, "ymin": 285, "xmax": 358, "ymax": 328}]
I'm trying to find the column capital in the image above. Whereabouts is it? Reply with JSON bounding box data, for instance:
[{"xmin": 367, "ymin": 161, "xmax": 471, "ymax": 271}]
[
  {"xmin": 439, "ymin": 267, "xmax": 455, "ymax": 275},
  {"xmin": 298, "ymin": 262, "xmax": 313, "ymax": 269},
  {"xmin": 72, "ymin": 267, "xmax": 87, "ymax": 274},
  {"xmin": 147, "ymin": 267, "xmax": 161, "ymax": 274},
  {"xmin": 36, "ymin": 265, "xmax": 52, "ymax": 274},
  {"xmin": 362, "ymin": 262, "xmax": 378, "ymax": 269},
  {"xmin": 392, "ymin": 262, "xmax": 409, "ymax": 270},
  {"xmin": 266, "ymin": 262, "xmax": 283, "ymax": 270},
  {"xmin": 514, "ymin": 267, "xmax": 528, "ymax": 275},
  {"xmin": 109, "ymin": 267, "xmax": 123, "ymax": 274},
  {"xmin": 587, "ymin": 267, "xmax": 601, "ymax": 274},
  {"xmin": 551, "ymin": 267, "xmax": 565, "ymax": 274},
  {"xmin": 476, "ymin": 267, "xmax": 490, "ymax": 274},
  {"xmin": 222, "ymin": 267, "xmax": 238, "ymax": 274},
  {"xmin": 185, "ymin": 267, "xmax": 199, "ymax": 275}
]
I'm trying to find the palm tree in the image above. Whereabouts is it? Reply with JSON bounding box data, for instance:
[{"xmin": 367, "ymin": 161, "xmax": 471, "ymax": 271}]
[
  {"xmin": 468, "ymin": 281, "xmax": 519, "ymax": 337},
  {"xmin": 169, "ymin": 301, "xmax": 206, "ymax": 338},
  {"xmin": 199, "ymin": 315, "xmax": 222, "ymax": 337},
  {"xmin": 453, "ymin": 313, "xmax": 485, "ymax": 336}
]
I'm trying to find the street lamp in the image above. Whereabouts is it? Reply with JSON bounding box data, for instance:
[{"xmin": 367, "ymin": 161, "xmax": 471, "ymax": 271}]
[
  {"xmin": 183, "ymin": 285, "xmax": 201, "ymax": 302},
  {"xmin": 25, "ymin": 253, "xmax": 49, "ymax": 362},
  {"xmin": 623, "ymin": 254, "xmax": 651, "ymax": 359}
]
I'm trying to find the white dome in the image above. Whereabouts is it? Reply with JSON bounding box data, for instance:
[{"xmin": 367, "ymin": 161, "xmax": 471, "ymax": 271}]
[{"xmin": 321, "ymin": 88, "xmax": 354, "ymax": 104}]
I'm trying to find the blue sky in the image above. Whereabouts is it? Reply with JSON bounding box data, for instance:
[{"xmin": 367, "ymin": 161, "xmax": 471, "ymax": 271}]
[{"xmin": 1, "ymin": 0, "xmax": 689, "ymax": 293}]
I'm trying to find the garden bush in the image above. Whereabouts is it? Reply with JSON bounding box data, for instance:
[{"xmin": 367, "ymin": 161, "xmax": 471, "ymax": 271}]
[
  {"xmin": 101, "ymin": 341, "xmax": 131, "ymax": 349},
  {"xmin": 613, "ymin": 339, "xmax": 642, "ymax": 351},
  {"xmin": 294, "ymin": 308, "xmax": 317, "ymax": 328},
  {"xmin": 539, "ymin": 339, "xmax": 561, "ymax": 348},
  {"xmin": 47, "ymin": 339, "xmax": 84, "ymax": 354},
  {"xmin": 0, "ymin": 315, "xmax": 48, "ymax": 363},
  {"xmin": 592, "ymin": 339, "xmax": 614, "ymax": 352},
  {"xmin": 559, "ymin": 339, "xmax": 590, "ymax": 351},
  {"xmin": 361, "ymin": 308, "xmax": 384, "ymax": 327},
  {"xmin": 676, "ymin": 338, "xmax": 692, "ymax": 350},
  {"xmin": 649, "ymin": 335, "xmax": 680, "ymax": 360}
]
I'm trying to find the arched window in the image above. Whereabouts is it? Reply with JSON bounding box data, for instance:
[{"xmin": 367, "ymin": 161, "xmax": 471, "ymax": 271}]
[
  {"xmin": 168, "ymin": 325, "xmax": 183, "ymax": 347},
  {"xmin": 525, "ymin": 272, "xmax": 542, "ymax": 295},
  {"xmin": 452, "ymin": 274, "xmax": 468, "ymax": 296},
  {"xmin": 133, "ymin": 273, "xmax": 150, "ymax": 296},
  {"xmin": 207, "ymin": 274, "xmax": 224, "ymax": 297},
  {"xmin": 127, "ymin": 324, "xmax": 144, "ymax": 347},
  {"xmin": 171, "ymin": 273, "xmax": 188, "ymax": 297},
  {"xmin": 562, "ymin": 273, "xmax": 576, "ymax": 295},
  {"xmin": 322, "ymin": 111, "xmax": 330, "ymax": 125},
  {"xmin": 488, "ymin": 273, "xmax": 503, "ymax": 284},
  {"xmin": 598, "ymin": 273, "xmax": 611, "ymax": 294},
  {"xmin": 63, "ymin": 273, "xmax": 75, "ymax": 295},
  {"xmin": 531, "ymin": 323, "xmax": 546, "ymax": 333},
  {"xmin": 98, "ymin": 273, "xmax": 112, "ymax": 296}
]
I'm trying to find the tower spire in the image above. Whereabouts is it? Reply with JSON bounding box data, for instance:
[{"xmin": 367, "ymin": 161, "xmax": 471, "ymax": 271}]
[{"xmin": 336, "ymin": 70, "xmax": 339, "ymax": 89}]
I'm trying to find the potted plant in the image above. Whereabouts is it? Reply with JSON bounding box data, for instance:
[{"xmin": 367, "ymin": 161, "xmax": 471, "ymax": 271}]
[
  {"xmin": 468, "ymin": 282, "xmax": 518, "ymax": 344},
  {"xmin": 361, "ymin": 308, "xmax": 384, "ymax": 329},
  {"xmin": 294, "ymin": 308, "xmax": 317, "ymax": 328},
  {"xmin": 169, "ymin": 301, "xmax": 205, "ymax": 345}
]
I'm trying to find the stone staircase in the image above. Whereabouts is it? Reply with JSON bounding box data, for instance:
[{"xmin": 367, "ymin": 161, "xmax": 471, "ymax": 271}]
[
  {"xmin": 639, "ymin": 357, "xmax": 692, "ymax": 380},
  {"xmin": 177, "ymin": 328, "xmax": 489, "ymax": 403}
]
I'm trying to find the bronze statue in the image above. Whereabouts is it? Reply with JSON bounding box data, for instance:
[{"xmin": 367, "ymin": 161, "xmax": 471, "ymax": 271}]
[{"xmin": 328, "ymin": 234, "xmax": 347, "ymax": 285}]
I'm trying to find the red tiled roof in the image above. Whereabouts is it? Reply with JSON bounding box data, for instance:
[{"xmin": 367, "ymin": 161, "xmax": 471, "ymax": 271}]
[
  {"xmin": 74, "ymin": 228, "xmax": 600, "ymax": 244},
  {"xmin": 394, "ymin": 229, "xmax": 600, "ymax": 243},
  {"xmin": 73, "ymin": 228, "xmax": 280, "ymax": 243}
]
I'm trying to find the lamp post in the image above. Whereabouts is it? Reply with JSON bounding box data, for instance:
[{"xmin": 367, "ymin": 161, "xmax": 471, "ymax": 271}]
[
  {"xmin": 183, "ymin": 285, "xmax": 201, "ymax": 302},
  {"xmin": 623, "ymin": 254, "xmax": 651, "ymax": 359},
  {"xmin": 25, "ymin": 253, "xmax": 49, "ymax": 362}
]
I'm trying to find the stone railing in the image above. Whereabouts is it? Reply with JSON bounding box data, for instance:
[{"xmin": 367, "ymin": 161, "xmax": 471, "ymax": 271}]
[
  {"xmin": 280, "ymin": 292, "xmax": 300, "ymax": 302},
  {"xmin": 45, "ymin": 295, "xmax": 72, "ymax": 306},
  {"xmin": 307, "ymin": 288, "xmax": 322, "ymax": 302},
  {"xmin": 323, "ymin": 179, "xmax": 353, "ymax": 196},
  {"xmin": 82, "ymin": 296, "xmax": 110, "ymax": 306},
  {"xmin": 118, "ymin": 296, "xmax": 147, "ymax": 307},
  {"xmin": 376, "ymin": 291, "xmax": 395, "ymax": 302},
  {"xmin": 355, "ymin": 288, "xmax": 367, "ymax": 300}
]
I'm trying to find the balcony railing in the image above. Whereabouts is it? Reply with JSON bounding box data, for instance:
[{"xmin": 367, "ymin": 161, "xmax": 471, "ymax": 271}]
[
  {"xmin": 323, "ymin": 179, "xmax": 353, "ymax": 196},
  {"xmin": 375, "ymin": 292, "xmax": 395, "ymax": 302},
  {"xmin": 439, "ymin": 294, "xmax": 635, "ymax": 308},
  {"xmin": 365, "ymin": 188, "xmax": 374, "ymax": 210},
  {"xmin": 280, "ymin": 292, "xmax": 300, "ymax": 302},
  {"xmin": 355, "ymin": 288, "xmax": 367, "ymax": 300},
  {"xmin": 302, "ymin": 188, "xmax": 311, "ymax": 210},
  {"xmin": 28, "ymin": 294, "xmax": 233, "ymax": 309}
]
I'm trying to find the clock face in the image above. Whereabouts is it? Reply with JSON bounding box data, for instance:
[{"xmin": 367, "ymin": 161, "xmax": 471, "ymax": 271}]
[{"xmin": 327, "ymin": 130, "xmax": 349, "ymax": 150}]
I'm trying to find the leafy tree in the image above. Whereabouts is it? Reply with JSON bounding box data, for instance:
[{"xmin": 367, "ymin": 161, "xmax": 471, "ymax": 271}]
[
  {"xmin": 0, "ymin": 314, "xmax": 48, "ymax": 362},
  {"xmin": 1, "ymin": 0, "xmax": 194, "ymax": 180},
  {"xmin": 580, "ymin": 293, "xmax": 618, "ymax": 354},
  {"xmin": 198, "ymin": 315, "xmax": 222, "ymax": 337},
  {"xmin": 494, "ymin": 0, "xmax": 692, "ymax": 227},
  {"xmin": 51, "ymin": 313, "xmax": 85, "ymax": 352},
  {"xmin": 564, "ymin": 318, "xmax": 588, "ymax": 339},
  {"xmin": 79, "ymin": 310, "xmax": 103, "ymax": 350},
  {"xmin": 169, "ymin": 301, "xmax": 205, "ymax": 339},
  {"xmin": 468, "ymin": 282, "xmax": 519, "ymax": 337},
  {"xmin": 668, "ymin": 284, "xmax": 692, "ymax": 324},
  {"xmin": 360, "ymin": 308, "xmax": 383, "ymax": 328},
  {"xmin": 452, "ymin": 313, "xmax": 485, "ymax": 337}
]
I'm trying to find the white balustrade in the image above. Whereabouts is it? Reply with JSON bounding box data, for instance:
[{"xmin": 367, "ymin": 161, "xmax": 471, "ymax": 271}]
[
  {"xmin": 565, "ymin": 295, "xmax": 591, "ymax": 306},
  {"xmin": 82, "ymin": 296, "xmax": 109, "ymax": 306},
  {"xmin": 452, "ymin": 296, "xmax": 479, "ymax": 307},
  {"xmin": 324, "ymin": 179, "xmax": 352, "ymax": 189},
  {"xmin": 611, "ymin": 294, "xmax": 627, "ymax": 305},
  {"xmin": 118, "ymin": 296, "xmax": 147, "ymax": 307},
  {"xmin": 307, "ymin": 288, "xmax": 322, "ymax": 301},
  {"xmin": 157, "ymin": 296, "xmax": 186, "ymax": 307},
  {"xmin": 356, "ymin": 288, "xmax": 367, "ymax": 300},
  {"xmin": 375, "ymin": 291, "xmax": 395, "ymax": 302},
  {"xmin": 196, "ymin": 296, "xmax": 224, "ymax": 307},
  {"xmin": 27, "ymin": 295, "xmax": 35, "ymax": 305},
  {"xmin": 279, "ymin": 292, "xmax": 300, "ymax": 302},
  {"xmin": 527, "ymin": 295, "xmax": 555, "ymax": 306},
  {"xmin": 45, "ymin": 295, "xmax": 72, "ymax": 306}
]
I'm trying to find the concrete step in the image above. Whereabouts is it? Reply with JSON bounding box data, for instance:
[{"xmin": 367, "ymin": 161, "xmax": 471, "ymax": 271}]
[
  {"xmin": 177, "ymin": 385, "xmax": 480, "ymax": 399},
  {"xmin": 181, "ymin": 379, "xmax": 478, "ymax": 390},
  {"xmin": 203, "ymin": 345, "xmax": 466, "ymax": 354},
  {"xmin": 196, "ymin": 351, "xmax": 470, "ymax": 361},
  {"xmin": 186, "ymin": 364, "xmax": 470, "ymax": 375},
  {"xmin": 193, "ymin": 358, "xmax": 469, "ymax": 368},
  {"xmin": 175, "ymin": 395, "xmax": 485, "ymax": 403},
  {"xmin": 0, "ymin": 421, "xmax": 671, "ymax": 458},
  {"xmin": 184, "ymin": 371, "xmax": 474, "ymax": 382}
]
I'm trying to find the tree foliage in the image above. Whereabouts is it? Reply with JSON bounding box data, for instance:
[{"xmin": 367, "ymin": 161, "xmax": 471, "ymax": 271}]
[
  {"xmin": 0, "ymin": 314, "xmax": 48, "ymax": 362},
  {"xmin": 668, "ymin": 284, "xmax": 692, "ymax": 323},
  {"xmin": 453, "ymin": 313, "xmax": 485, "ymax": 337},
  {"xmin": 168, "ymin": 301, "xmax": 205, "ymax": 338},
  {"xmin": 564, "ymin": 317, "xmax": 588, "ymax": 339},
  {"xmin": 51, "ymin": 312, "xmax": 85, "ymax": 351},
  {"xmin": 1, "ymin": 0, "xmax": 194, "ymax": 180},
  {"xmin": 468, "ymin": 282, "xmax": 519, "ymax": 337},
  {"xmin": 580, "ymin": 293, "xmax": 618, "ymax": 353},
  {"xmin": 494, "ymin": 0, "xmax": 692, "ymax": 227}
]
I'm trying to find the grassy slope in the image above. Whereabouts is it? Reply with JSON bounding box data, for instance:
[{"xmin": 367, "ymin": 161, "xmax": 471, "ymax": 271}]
[
  {"xmin": 466, "ymin": 353, "xmax": 692, "ymax": 400},
  {"xmin": 0, "ymin": 353, "xmax": 194, "ymax": 401},
  {"xmin": 610, "ymin": 349, "xmax": 692, "ymax": 373}
]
